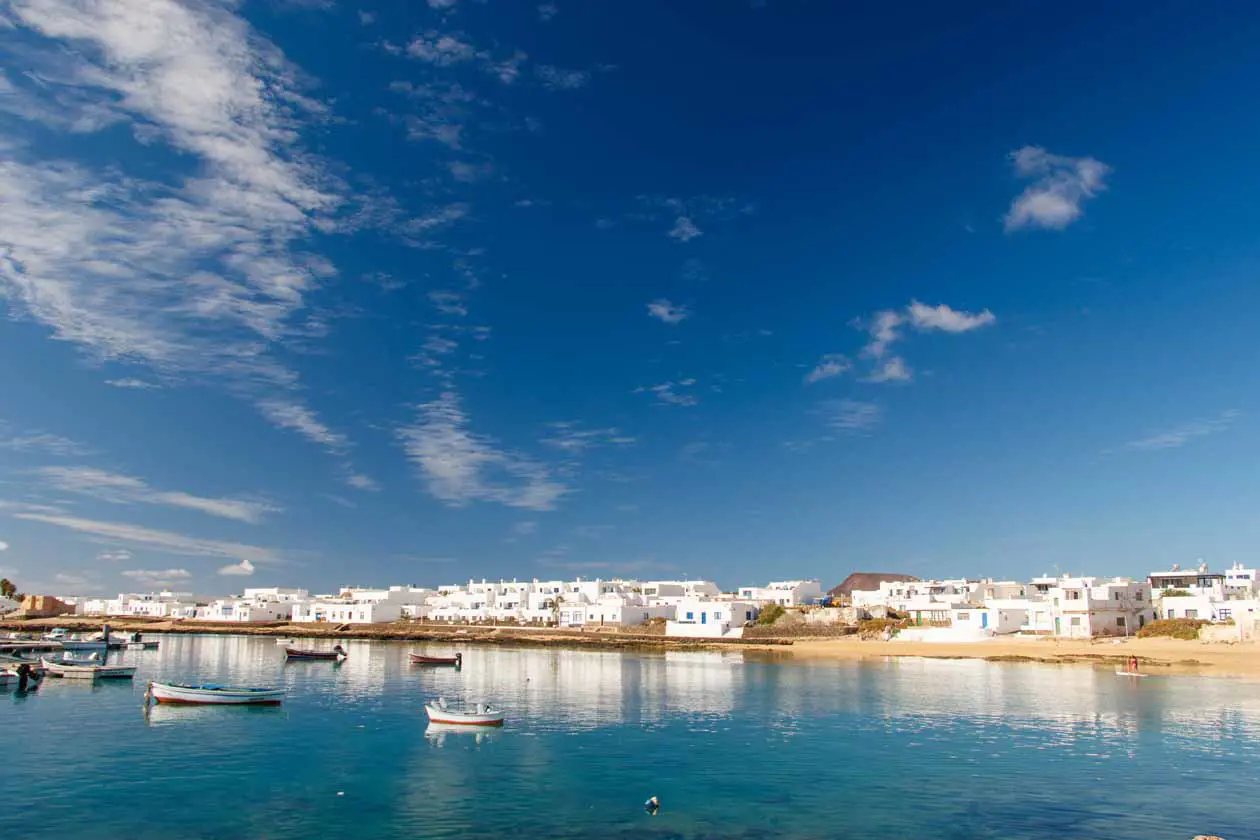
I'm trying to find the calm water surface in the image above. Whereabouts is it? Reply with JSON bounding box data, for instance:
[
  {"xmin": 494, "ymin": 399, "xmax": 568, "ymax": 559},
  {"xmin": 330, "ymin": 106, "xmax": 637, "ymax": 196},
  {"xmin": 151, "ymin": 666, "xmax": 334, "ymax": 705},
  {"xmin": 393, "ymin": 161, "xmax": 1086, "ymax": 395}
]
[{"xmin": 3, "ymin": 635, "xmax": 1257, "ymax": 839}]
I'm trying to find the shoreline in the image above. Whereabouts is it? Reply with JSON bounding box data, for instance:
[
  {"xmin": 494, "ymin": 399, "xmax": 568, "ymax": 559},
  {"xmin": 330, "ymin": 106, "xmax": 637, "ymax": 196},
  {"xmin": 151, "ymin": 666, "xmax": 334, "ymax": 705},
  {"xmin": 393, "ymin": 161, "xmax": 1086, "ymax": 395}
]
[{"xmin": 6, "ymin": 617, "xmax": 1258, "ymax": 677}]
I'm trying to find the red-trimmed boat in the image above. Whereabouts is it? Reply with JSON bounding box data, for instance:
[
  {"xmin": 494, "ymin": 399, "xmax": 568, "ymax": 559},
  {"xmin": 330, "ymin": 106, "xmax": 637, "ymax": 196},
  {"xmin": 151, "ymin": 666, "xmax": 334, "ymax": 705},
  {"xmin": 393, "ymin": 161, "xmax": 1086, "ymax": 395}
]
[
  {"xmin": 285, "ymin": 644, "xmax": 347, "ymax": 661},
  {"xmin": 409, "ymin": 652, "xmax": 462, "ymax": 667}
]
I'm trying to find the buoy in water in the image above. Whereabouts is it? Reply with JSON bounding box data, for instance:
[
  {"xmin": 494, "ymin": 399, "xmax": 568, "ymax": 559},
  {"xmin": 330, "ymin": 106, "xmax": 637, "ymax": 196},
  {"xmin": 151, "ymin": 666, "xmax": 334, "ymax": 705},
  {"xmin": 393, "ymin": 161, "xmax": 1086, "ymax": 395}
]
[{"xmin": 644, "ymin": 795, "xmax": 660, "ymax": 815}]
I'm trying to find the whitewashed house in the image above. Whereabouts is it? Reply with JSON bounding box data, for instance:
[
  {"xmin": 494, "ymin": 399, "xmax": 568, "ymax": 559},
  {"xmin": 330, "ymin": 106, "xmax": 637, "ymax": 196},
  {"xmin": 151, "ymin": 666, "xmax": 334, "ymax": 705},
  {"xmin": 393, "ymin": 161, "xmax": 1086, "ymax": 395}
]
[
  {"xmin": 290, "ymin": 585, "xmax": 431, "ymax": 625},
  {"xmin": 639, "ymin": 580, "xmax": 721, "ymax": 607},
  {"xmin": 737, "ymin": 579, "xmax": 825, "ymax": 607},
  {"xmin": 1048, "ymin": 577, "xmax": 1153, "ymax": 638},
  {"xmin": 665, "ymin": 598, "xmax": 759, "ymax": 638}
]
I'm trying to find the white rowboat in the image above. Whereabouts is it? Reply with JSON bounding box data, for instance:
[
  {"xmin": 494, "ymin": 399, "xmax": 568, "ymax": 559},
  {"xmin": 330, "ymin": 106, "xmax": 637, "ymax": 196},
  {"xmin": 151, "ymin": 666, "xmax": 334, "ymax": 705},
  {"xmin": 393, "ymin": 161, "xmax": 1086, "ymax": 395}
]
[
  {"xmin": 41, "ymin": 657, "xmax": 136, "ymax": 680},
  {"xmin": 146, "ymin": 681, "xmax": 285, "ymax": 705},
  {"xmin": 424, "ymin": 697, "xmax": 504, "ymax": 726}
]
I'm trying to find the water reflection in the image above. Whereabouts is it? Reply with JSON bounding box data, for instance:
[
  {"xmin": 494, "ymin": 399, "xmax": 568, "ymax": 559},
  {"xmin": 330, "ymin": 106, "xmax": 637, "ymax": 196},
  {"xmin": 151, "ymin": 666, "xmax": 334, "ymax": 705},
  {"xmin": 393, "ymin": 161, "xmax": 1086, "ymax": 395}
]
[
  {"xmin": 425, "ymin": 722, "xmax": 497, "ymax": 747},
  {"xmin": 143, "ymin": 702, "xmax": 287, "ymax": 727}
]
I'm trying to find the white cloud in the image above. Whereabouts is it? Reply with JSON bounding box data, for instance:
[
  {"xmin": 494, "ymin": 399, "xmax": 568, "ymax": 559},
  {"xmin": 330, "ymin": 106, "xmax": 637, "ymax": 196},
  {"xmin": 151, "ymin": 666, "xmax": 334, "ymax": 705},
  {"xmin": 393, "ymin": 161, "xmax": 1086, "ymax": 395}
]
[
  {"xmin": 218, "ymin": 558, "xmax": 255, "ymax": 576},
  {"xmin": 825, "ymin": 400, "xmax": 883, "ymax": 433},
  {"xmin": 122, "ymin": 567, "xmax": 191, "ymax": 587},
  {"xmin": 1004, "ymin": 146, "xmax": 1110, "ymax": 232},
  {"xmin": 96, "ymin": 549, "xmax": 132, "ymax": 562},
  {"xmin": 667, "ymin": 216, "xmax": 702, "ymax": 242},
  {"xmin": 53, "ymin": 570, "xmax": 96, "ymax": 590},
  {"xmin": 346, "ymin": 472, "xmax": 379, "ymax": 492},
  {"xmin": 429, "ymin": 290, "xmax": 468, "ymax": 316},
  {"xmin": 407, "ymin": 31, "xmax": 479, "ymax": 65},
  {"xmin": 856, "ymin": 300, "xmax": 995, "ymax": 383},
  {"xmin": 399, "ymin": 391, "xmax": 568, "ymax": 510},
  {"xmin": 447, "ymin": 160, "xmax": 493, "ymax": 183},
  {"xmin": 535, "ymin": 65, "xmax": 590, "ymax": 91},
  {"xmin": 35, "ymin": 466, "xmax": 279, "ymax": 523},
  {"xmin": 358, "ymin": 10, "xmax": 376, "ymax": 25},
  {"xmin": 538, "ymin": 3, "xmax": 558, "ymax": 21},
  {"xmin": 13, "ymin": 512, "xmax": 280, "ymax": 565},
  {"xmin": 428, "ymin": 0, "xmax": 459, "ymax": 7},
  {"xmin": 865, "ymin": 356, "xmax": 912, "ymax": 383},
  {"xmin": 647, "ymin": 299, "xmax": 690, "ymax": 325},
  {"xmin": 635, "ymin": 379, "xmax": 699, "ymax": 407},
  {"xmin": 257, "ymin": 400, "xmax": 347, "ymax": 454},
  {"xmin": 906, "ymin": 300, "xmax": 996, "ymax": 333},
  {"xmin": 0, "ymin": 541, "xmax": 8, "ymax": 552},
  {"xmin": 1125, "ymin": 410, "xmax": 1239, "ymax": 451},
  {"xmin": 104, "ymin": 378, "xmax": 159, "ymax": 389},
  {"xmin": 0, "ymin": 0, "xmax": 357, "ymax": 460},
  {"xmin": 804, "ymin": 353, "xmax": 851, "ymax": 384}
]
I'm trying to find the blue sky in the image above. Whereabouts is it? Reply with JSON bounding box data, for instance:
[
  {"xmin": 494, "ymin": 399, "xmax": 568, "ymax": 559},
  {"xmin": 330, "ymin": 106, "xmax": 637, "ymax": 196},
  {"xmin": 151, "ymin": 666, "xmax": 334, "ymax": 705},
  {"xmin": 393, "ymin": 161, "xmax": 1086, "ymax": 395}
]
[{"xmin": 1, "ymin": 0, "xmax": 1258, "ymax": 596}]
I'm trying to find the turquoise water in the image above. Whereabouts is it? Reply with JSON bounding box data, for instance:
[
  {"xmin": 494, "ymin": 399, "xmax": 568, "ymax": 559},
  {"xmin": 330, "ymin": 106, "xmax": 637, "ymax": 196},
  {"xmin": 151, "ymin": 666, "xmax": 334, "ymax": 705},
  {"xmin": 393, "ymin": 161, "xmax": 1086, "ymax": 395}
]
[{"xmin": 3, "ymin": 635, "xmax": 1258, "ymax": 839}]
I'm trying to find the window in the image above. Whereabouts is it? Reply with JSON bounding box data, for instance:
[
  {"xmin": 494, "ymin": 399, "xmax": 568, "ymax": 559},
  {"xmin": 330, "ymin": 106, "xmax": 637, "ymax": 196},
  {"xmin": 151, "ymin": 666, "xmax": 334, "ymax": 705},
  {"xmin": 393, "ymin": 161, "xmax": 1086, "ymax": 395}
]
[
  {"xmin": 1116, "ymin": 617, "xmax": 1126, "ymax": 628},
  {"xmin": 956, "ymin": 612, "xmax": 970, "ymax": 621},
  {"xmin": 746, "ymin": 611, "xmax": 753, "ymax": 621},
  {"xmin": 1070, "ymin": 617, "xmax": 1081, "ymax": 627},
  {"xmin": 714, "ymin": 611, "xmax": 723, "ymax": 619},
  {"xmin": 1218, "ymin": 609, "xmax": 1232, "ymax": 621},
  {"xmin": 1185, "ymin": 609, "xmax": 1198, "ymax": 619},
  {"xmin": 1167, "ymin": 610, "xmax": 1176, "ymax": 619},
  {"xmin": 1136, "ymin": 591, "xmax": 1143, "ymax": 601},
  {"xmin": 686, "ymin": 611, "xmax": 694, "ymax": 620},
  {"xmin": 1068, "ymin": 590, "xmax": 1081, "ymax": 600},
  {"xmin": 1113, "ymin": 593, "xmax": 1120, "ymax": 601}
]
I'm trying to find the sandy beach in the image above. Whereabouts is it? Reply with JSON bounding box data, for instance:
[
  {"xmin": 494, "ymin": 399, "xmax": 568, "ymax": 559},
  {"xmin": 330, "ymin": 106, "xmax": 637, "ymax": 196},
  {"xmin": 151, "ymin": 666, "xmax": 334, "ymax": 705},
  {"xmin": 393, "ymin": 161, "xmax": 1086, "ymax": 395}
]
[{"xmin": 780, "ymin": 635, "xmax": 1260, "ymax": 678}]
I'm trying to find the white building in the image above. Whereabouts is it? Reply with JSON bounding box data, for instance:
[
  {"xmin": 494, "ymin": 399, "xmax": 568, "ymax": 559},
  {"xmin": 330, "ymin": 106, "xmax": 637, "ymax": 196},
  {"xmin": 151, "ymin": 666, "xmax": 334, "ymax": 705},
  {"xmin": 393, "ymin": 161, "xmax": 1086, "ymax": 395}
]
[
  {"xmin": 665, "ymin": 598, "xmax": 760, "ymax": 638},
  {"xmin": 737, "ymin": 579, "xmax": 825, "ymax": 607},
  {"xmin": 1047, "ymin": 577, "xmax": 1154, "ymax": 638},
  {"xmin": 290, "ymin": 585, "xmax": 432, "ymax": 625}
]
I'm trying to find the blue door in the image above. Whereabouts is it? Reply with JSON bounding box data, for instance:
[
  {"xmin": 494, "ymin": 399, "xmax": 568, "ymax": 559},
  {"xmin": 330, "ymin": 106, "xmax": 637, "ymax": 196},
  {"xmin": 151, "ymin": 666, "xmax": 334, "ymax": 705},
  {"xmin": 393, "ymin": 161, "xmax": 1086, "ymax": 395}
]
[
  {"xmin": 981, "ymin": 613, "xmax": 989, "ymax": 629},
  {"xmin": 701, "ymin": 611, "xmax": 707, "ymax": 625}
]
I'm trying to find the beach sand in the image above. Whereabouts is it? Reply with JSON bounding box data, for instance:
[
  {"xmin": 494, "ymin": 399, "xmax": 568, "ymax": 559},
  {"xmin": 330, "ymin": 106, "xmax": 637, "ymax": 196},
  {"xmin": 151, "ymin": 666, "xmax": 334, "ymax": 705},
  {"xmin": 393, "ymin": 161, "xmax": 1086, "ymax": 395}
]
[{"xmin": 778, "ymin": 635, "xmax": 1260, "ymax": 678}]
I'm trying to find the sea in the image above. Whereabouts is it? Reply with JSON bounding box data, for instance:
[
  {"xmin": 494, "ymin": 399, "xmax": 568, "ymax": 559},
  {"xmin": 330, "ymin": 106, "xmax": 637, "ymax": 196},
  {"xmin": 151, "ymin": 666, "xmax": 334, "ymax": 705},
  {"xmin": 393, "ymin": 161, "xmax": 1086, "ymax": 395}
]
[{"xmin": 2, "ymin": 634, "xmax": 1257, "ymax": 840}]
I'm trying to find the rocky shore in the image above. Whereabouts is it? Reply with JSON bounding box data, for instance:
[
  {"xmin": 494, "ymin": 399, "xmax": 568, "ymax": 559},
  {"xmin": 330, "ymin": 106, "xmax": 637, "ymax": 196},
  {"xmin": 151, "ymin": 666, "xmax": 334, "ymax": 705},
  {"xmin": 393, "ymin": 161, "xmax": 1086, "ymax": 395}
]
[{"xmin": 0, "ymin": 615, "xmax": 792, "ymax": 652}]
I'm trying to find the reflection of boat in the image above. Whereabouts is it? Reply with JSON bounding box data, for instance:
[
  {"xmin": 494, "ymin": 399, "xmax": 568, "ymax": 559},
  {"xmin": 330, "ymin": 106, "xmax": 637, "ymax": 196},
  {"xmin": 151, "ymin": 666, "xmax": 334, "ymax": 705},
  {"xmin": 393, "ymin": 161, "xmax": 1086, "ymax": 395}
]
[
  {"xmin": 275, "ymin": 638, "xmax": 295, "ymax": 646},
  {"xmin": 41, "ymin": 658, "xmax": 136, "ymax": 680},
  {"xmin": 425, "ymin": 722, "xmax": 496, "ymax": 745},
  {"xmin": 285, "ymin": 645, "xmax": 347, "ymax": 661},
  {"xmin": 424, "ymin": 697, "xmax": 504, "ymax": 726},
  {"xmin": 146, "ymin": 681, "xmax": 285, "ymax": 705},
  {"xmin": 409, "ymin": 652, "xmax": 462, "ymax": 667}
]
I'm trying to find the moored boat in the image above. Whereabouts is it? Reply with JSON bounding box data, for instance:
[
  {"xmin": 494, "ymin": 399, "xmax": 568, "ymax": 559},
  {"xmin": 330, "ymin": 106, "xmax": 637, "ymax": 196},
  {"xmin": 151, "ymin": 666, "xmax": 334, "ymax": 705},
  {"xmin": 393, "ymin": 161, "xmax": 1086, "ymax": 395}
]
[
  {"xmin": 284, "ymin": 644, "xmax": 347, "ymax": 661},
  {"xmin": 409, "ymin": 652, "xmax": 462, "ymax": 667},
  {"xmin": 145, "ymin": 681, "xmax": 285, "ymax": 705},
  {"xmin": 40, "ymin": 657, "xmax": 136, "ymax": 680},
  {"xmin": 274, "ymin": 638, "xmax": 295, "ymax": 646},
  {"xmin": 424, "ymin": 697, "xmax": 504, "ymax": 726}
]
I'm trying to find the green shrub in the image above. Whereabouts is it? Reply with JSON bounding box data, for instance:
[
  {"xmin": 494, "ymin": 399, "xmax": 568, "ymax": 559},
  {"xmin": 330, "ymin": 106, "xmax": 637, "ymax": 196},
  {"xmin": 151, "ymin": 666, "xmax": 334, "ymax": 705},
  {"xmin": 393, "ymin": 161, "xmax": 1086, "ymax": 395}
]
[
  {"xmin": 1161, "ymin": 589, "xmax": 1193, "ymax": 598},
  {"xmin": 756, "ymin": 603, "xmax": 786, "ymax": 625},
  {"xmin": 1136, "ymin": 618, "xmax": 1207, "ymax": 640}
]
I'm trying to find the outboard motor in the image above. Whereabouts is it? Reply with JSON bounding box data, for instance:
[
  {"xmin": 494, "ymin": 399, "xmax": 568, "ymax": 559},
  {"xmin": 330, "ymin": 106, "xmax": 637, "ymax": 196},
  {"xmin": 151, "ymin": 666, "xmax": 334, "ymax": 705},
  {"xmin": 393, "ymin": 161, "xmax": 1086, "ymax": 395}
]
[{"xmin": 15, "ymin": 663, "xmax": 31, "ymax": 692}]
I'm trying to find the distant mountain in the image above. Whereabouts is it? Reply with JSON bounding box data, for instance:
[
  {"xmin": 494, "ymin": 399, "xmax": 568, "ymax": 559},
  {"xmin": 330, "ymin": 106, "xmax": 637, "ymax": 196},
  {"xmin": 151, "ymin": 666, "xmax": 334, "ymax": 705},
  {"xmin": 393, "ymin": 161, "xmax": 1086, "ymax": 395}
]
[{"xmin": 827, "ymin": 572, "xmax": 920, "ymax": 599}]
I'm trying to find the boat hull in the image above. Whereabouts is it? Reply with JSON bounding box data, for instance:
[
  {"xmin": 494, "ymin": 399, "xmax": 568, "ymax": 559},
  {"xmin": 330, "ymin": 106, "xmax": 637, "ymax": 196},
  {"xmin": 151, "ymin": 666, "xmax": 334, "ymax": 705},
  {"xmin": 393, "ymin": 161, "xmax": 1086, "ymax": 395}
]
[
  {"xmin": 409, "ymin": 654, "xmax": 462, "ymax": 666},
  {"xmin": 149, "ymin": 682, "xmax": 285, "ymax": 705},
  {"xmin": 284, "ymin": 648, "xmax": 345, "ymax": 661},
  {"xmin": 41, "ymin": 659, "xmax": 136, "ymax": 680},
  {"xmin": 424, "ymin": 704, "xmax": 504, "ymax": 726}
]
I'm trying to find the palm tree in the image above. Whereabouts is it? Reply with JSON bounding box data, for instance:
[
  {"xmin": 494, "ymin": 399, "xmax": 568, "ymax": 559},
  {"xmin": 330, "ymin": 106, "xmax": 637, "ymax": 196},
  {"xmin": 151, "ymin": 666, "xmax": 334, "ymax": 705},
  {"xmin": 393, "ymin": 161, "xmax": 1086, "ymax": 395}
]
[{"xmin": 0, "ymin": 578, "xmax": 15, "ymax": 599}]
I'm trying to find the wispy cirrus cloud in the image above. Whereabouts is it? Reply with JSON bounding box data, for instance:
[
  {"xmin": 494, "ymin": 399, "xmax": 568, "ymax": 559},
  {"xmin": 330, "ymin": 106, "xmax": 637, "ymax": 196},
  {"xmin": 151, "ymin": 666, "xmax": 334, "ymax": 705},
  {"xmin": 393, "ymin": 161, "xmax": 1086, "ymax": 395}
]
[
  {"xmin": 13, "ymin": 512, "xmax": 281, "ymax": 565},
  {"xmin": 1004, "ymin": 146, "xmax": 1110, "ymax": 232},
  {"xmin": 825, "ymin": 400, "xmax": 883, "ymax": 433},
  {"xmin": 0, "ymin": 428, "xmax": 87, "ymax": 457},
  {"xmin": 1124, "ymin": 410, "xmax": 1240, "ymax": 451},
  {"xmin": 635, "ymin": 379, "xmax": 699, "ymax": 407},
  {"xmin": 804, "ymin": 353, "xmax": 851, "ymax": 385},
  {"xmin": 0, "ymin": 0, "xmax": 359, "ymax": 468},
  {"xmin": 535, "ymin": 64, "xmax": 589, "ymax": 91},
  {"xmin": 668, "ymin": 216, "xmax": 702, "ymax": 242},
  {"xmin": 257, "ymin": 399, "xmax": 348, "ymax": 454},
  {"xmin": 647, "ymin": 299, "xmax": 690, "ymax": 325},
  {"xmin": 96, "ymin": 549, "xmax": 132, "ymax": 562},
  {"xmin": 538, "ymin": 3, "xmax": 558, "ymax": 21},
  {"xmin": 104, "ymin": 378, "xmax": 159, "ymax": 390},
  {"xmin": 399, "ymin": 391, "xmax": 568, "ymax": 511},
  {"xmin": 34, "ymin": 466, "xmax": 280, "ymax": 524},
  {"xmin": 122, "ymin": 568, "xmax": 191, "ymax": 588},
  {"xmin": 541, "ymin": 422, "xmax": 636, "ymax": 453},
  {"xmin": 855, "ymin": 300, "xmax": 996, "ymax": 383}
]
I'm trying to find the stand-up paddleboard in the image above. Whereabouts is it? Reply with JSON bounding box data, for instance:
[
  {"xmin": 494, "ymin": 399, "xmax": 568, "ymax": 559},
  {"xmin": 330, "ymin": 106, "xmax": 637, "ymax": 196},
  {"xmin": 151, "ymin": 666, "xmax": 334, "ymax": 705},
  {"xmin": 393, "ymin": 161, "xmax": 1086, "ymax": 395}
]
[{"xmin": 1115, "ymin": 669, "xmax": 1148, "ymax": 678}]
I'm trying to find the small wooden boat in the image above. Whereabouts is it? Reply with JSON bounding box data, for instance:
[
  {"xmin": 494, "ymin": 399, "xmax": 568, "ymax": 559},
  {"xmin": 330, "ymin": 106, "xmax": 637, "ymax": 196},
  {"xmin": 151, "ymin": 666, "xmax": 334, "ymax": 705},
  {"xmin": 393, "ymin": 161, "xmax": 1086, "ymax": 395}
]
[
  {"xmin": 424, "ymin": 697, "xmax": 504, "ymax": 726},
  {"xmin": 409, "ymin": 652, "xmax": 462, "ymax": 667},
  {"xmin": 41, "ymin": 657, "xmax": 136, "ymax": 680},
  {"xmin": 284, "ymin": 644, "xmax": 347, "ymax": 661},
  {"xmin": 146, "ymin": 681, "xmax": 285, "ymax": 705}
]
